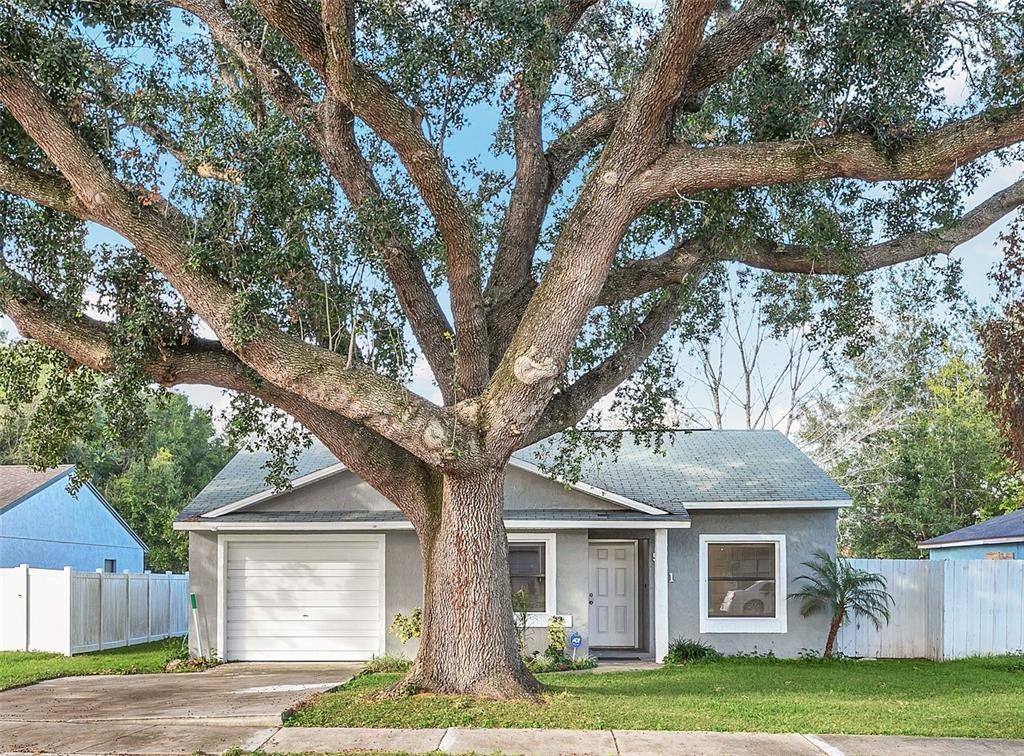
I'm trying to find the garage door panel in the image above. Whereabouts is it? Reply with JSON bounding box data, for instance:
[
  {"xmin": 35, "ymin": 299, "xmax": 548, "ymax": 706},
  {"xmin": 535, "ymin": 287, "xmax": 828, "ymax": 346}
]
[
  {"xmin": 227, "ymin": 564, "xmax": 379, "ymax": 577},
  {"xmin": 223, "ymin": 536, "xmax": 384, "ymax": 661},
  {"xmin": 226, "ymin": 606, "xmax": 381, "ymax": 622},
  {"xmin": 227, "ymin": 574, "xmax": 379, "ymax": 591},
  {"xmin": 229, "ymin": 544, "xmax": 379, "ymax": 561},
  {"xmin": 229, "ymin": 620, "xmax": 380, "ymax": 635},
  {"xmin": 227, "ymin": 590, "xmax": 379, "ymax": 607},
  {"xmin": 227, "ymin": 636, "xmax": 380, "ymax": 653}
]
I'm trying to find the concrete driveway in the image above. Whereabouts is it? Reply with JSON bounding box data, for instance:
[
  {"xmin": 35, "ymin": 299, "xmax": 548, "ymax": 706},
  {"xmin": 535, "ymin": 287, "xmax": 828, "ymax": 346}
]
[{"xmin": 0, "ymin": 662, "xmax": 358, "ymax": 754}]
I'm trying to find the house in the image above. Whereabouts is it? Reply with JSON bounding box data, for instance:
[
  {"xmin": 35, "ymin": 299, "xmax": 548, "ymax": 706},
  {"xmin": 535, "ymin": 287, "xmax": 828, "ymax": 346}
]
[
  {"xmin": 918, "ymin": 508, "xmax": 1024, "ymax": 560},
  {"xmin": 0, "ymin": 465, "xmax": 147, "ymax": 572},
  {"xmin": 174, "ymin": 429, "xmax": 850, "ymax": 662}
]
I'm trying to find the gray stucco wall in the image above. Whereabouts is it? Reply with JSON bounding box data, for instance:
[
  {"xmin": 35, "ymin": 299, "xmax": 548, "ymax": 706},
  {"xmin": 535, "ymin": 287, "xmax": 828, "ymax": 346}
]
[
  {"xmin": 184, "ymin": 508, "xmax": 838, "ymax": 660},
  {"xmin": 245, "ymin": 466, "xmax": 616, "ymax": 515},
  {"xmin": 666, "ymin": 509, "xmax": 838, "ymax": 657},
  {"xmin": 187, "ymin": 531, "xmax": 218, "ymax": 658}
]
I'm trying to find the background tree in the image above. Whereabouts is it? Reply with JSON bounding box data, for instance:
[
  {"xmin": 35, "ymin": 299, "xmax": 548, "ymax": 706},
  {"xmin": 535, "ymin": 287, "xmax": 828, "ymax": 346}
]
[
  {"xmin": 982, "ymin": 210, "xmax": 1024, "ymax": 469},
  {"xmin": 674, "ymin": 269, "xmax": 827, "ymax": 434},
  {"xmin": 1, "ymin": 0, "xmax": 1023, "ymax": 697},
  {"xmin": 801, "ymin": 288, "xmax": 1023, "ymax": 558}
]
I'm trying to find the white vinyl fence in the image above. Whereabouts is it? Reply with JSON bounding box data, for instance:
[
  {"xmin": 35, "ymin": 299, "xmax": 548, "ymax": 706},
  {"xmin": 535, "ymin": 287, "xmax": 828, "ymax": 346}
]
[
  {"xmin": 0, "ymin": 565, "xmax": 188, "ymax": 655},
  {"xmin": 836, "ymin": 559, "xmax": 1024, "ymax": 660}
]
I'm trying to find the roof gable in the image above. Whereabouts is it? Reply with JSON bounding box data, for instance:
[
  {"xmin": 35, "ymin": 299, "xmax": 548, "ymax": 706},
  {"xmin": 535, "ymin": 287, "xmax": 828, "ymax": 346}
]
[
  {"xmin": 0, "ymin": 465, "xmax": 74, "ymax": 512},
  {"xmin": 0, "ymin": 467, "xmax": 148, "ymax": 551}
]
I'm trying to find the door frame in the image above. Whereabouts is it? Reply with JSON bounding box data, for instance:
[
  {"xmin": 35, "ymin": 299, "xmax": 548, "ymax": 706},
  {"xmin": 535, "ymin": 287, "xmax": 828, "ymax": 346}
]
[
  {"xmin": 587, "ymin": 538, "xmax": 640, "ymax": 649},
  {"xmin": 216, "ymin": 532, "xmax": 386, "ymax": 661}
]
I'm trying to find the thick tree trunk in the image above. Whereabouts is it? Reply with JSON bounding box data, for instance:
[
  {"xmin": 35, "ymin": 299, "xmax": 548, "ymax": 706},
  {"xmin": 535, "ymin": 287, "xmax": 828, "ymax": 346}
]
[{"xmin": 387, "ymin": 467, "xmax": 543, "ymax": 699}]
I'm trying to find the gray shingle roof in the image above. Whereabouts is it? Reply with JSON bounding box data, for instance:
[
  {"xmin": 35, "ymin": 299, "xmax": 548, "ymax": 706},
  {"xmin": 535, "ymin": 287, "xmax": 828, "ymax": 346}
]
[
  {"xmin": 178, "ymin": 429, "xmax": 846, "ymax": 522},
  {"xmin": 177, "ymin": 443, "xmax": 339, "ymax": 520},
  {"xmin": 919, "ymin": 508, "xmax": 1024, "ymax": 548},
  {"xmin": 514, "ymin": 430, "xmax": 848, "ymax": 513}
]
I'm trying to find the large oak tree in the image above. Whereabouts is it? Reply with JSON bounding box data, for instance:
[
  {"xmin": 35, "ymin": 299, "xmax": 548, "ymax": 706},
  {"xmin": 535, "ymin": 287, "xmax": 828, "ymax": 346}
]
[{"xmin": 1, "ymin": 0, "xmax": 1022, "ymax": 697}]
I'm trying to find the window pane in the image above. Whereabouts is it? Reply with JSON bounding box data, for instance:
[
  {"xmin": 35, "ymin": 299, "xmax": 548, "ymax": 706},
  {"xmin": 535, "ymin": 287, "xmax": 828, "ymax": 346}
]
[
  {"xmin": 511, "ymin": 576, "xmax": 546, "ymax": 612},
  {"xmin": 708, "ymin": 578, "xmax": 776, "ymax": 617},
  {"xmin": 509, "ymin": 543, "xmax": 544, "ymax": 576},
  {"xmin": 707, "ymin": 543, "xmax": 776, "ymax": 618},
  {"xmin": 509, "ymin": 543, "xmax": 546, "ymax": 612},
  {"xmin": 708, "ymin": 543, "xmax": 775, "ymax": 580}
]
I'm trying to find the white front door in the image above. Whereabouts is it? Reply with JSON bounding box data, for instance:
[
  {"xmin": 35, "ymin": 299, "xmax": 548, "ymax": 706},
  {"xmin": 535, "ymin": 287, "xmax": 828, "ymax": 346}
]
[{"xmin": 588, "ymin": 541, "xmax": 638, "ymax": 648}]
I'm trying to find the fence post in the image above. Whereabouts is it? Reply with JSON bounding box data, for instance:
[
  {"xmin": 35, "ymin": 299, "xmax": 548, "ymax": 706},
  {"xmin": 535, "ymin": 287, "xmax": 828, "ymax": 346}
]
[
  {"xmin": 18, "ymin": 563, "xmax": 29, "ymax": 652},
  {"xmin": 143, "ymin": 570, "xmax": 151, "ymax": 642},
  {"xmin": 95, "ymin": 568, "xmax": 104, "ymax": 650},
  {"xmin": 64, "ymin": 566, "xmax": 73, "ymax": 655},
  {"xmin": 166, "ymin": 571, "xmax": 173, "ymax": 640}
]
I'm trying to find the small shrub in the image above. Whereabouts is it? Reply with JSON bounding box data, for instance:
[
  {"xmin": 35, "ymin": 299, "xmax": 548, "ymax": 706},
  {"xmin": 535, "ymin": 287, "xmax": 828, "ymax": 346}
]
[
  {"xmin": 525, "ymin": 654, "xmax": 597, "ymax": 672},
  {"xmin": 545, "ymin": 615, "xmax": 568, "ymax": 661},
  {"xmin": 1007, "ymin": 651, "xmax": 1024, "ymax": 673},
  {"xmin": 363, "ymin": 655, "xmax": 413, "ymax": 674},
  {"xmin": 389, "ymin": 608, "xmax": 422, "ymax": 644},
  {"xmin": 664, "ymin": 638, "xmax": 721, "ymax": 664}
]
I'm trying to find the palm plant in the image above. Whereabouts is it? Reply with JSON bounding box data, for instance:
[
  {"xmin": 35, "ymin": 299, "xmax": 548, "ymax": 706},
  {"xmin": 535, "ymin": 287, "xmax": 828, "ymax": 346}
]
[{"xmin": 789, "ymin": 549, "xmax": 895, "ymax": 658}]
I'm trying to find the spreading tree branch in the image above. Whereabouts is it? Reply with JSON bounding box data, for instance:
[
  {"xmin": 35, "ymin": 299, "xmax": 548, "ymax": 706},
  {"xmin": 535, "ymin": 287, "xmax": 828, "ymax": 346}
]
[
  {"xmin": 169, "ymin": 0, "xmax": 462, "ymax": 400},
  {"xmin": 485, "ymin": 0, "xmax": 600, "ymax": 368},
  {"xmin": 523, "ymin": 276, "xmax": 703, "ymax": 445},
  {"xmin": 0, "ymin": 269, "xmax": 438, "ymax": 513},
  {"xmin": 545, "ymin": 0, "xmax": 782, "ymax": 185},
  {"xmin": 0, "ymin": 53, "xmax": 478, "ymax": 469},
  {"xmin": 605, "ymin": 0, "xmax": 716, "ymax": 163},
  {"xmin": 640, "ymin": 103, "xmax": 1024, "ymax": 200}
]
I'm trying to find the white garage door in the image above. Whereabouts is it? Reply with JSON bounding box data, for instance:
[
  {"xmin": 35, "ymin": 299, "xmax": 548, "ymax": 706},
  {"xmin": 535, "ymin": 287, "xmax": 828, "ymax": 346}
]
[{"xmin": 222, "ymin": 535, "xmax": 384, "ymax": 661}]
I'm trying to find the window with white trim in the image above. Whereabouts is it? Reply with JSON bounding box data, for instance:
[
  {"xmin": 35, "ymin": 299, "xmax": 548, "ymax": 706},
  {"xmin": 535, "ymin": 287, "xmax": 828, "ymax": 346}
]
[
  {"xmin": 509, "ymin": 542, "xmax": 546, "ymax": 612},
  {"xmin": 699, "ymin": 534, "xmax": 787, "ymax": 634},
  {"xmin": 507, "ymin": 533, "xmax": 559, "ymax": 624}
]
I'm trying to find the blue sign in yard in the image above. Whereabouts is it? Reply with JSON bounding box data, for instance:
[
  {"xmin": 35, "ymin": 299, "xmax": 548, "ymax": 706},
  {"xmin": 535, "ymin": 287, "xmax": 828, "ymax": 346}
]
[{"xmin": 569, "ymin": 632, "xmax": 583, "ymax": 648}]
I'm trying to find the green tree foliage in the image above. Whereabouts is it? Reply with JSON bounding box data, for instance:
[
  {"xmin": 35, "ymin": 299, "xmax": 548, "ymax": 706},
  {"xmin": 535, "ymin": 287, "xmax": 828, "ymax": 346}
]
[
  {"xmin": 803, "ymin": 316, "xmax": 1023, "ymax": 558},
  {"xmin": 789, "ymin": 548, "xmax": 893, "ymax": 658},
  {"xmin": 0, "ymin": 340, "xmax": 231, "ymax": 571}
]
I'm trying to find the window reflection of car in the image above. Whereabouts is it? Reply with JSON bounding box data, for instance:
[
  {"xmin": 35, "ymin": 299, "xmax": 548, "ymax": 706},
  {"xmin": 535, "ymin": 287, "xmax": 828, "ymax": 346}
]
[{"xmin": 720, "ymin": 580, "xmax": 774, "ymax": 616}]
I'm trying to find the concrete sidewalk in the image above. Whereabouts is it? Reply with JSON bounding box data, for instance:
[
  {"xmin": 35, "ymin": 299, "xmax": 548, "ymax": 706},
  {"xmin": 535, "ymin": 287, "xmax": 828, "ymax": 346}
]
[
  {"xmin": 4, "ymin": 724, "xmax": 1021, "ymax": 755},
  {"xmin": 255, "ymin": 727, "xmax": 1024, "ymax": 756}
]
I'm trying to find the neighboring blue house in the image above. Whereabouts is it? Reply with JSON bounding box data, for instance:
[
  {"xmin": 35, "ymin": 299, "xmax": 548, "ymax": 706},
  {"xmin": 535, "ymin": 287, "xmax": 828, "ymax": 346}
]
[
  {"xmin": 919, "ymin": 508, "xmax": 1024, "ymax": 560},
  {"xmin": 0, "ymin": 465, "xmax": 147, "ymax": 571}
]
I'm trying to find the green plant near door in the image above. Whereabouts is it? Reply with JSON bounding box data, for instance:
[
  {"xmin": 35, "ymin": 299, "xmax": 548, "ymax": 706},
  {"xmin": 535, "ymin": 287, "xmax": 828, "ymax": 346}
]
[{"xmin": 789, "ymin": 549, "xmax": 894, "ymax": 658}]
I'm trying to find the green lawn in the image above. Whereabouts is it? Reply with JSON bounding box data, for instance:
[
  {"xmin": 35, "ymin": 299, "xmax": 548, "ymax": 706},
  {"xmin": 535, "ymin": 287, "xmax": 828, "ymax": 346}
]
[
  {"xmin": 0, "ymin": 637, "xmax": 185, "ymax": 691},
  {"xmin": 288, "ymin": 656, "xmax": 1024, "ymax": 739}
]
